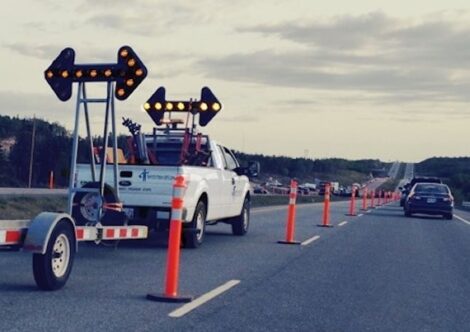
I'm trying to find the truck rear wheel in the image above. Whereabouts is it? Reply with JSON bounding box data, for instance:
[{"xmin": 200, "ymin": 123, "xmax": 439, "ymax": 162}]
[
  {"xmin": 232, "ymin": 197, "xmax": 250, "ymax": 236},
  {"xmin": 32, "ymin": 220, "xmax": 75, "ymax": 291},
  {"xmin": 183, "ymin": 201, "xmax": 206, "ymax": 249}
]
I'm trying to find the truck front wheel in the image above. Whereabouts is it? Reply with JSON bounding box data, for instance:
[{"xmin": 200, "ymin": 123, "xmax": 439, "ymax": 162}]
[
  {"xmin": 183, "ymin": 201, "xmax": 206, "ymax": 248},
  {"xmin": 232, "ymin": 197, "xmax": 250, "ymax": 236}
]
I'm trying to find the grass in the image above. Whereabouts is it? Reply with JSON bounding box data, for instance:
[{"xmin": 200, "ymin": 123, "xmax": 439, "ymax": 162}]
[
  {"xmin": 0, "ymin": 195, "xmax": 67, "ymax": 219},
  {"xmin": 251, "ymin": 194, "xmax": 349, "ymax": 208},
  {"xmin": 0, "ymin": 194, "xmax": 348, "ymax": 219}
]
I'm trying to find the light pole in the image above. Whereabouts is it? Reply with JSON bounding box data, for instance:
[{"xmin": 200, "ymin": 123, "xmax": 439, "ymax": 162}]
[{"xmin": 28, "ymin": 115, "xmax": 36, "ymax": 188}]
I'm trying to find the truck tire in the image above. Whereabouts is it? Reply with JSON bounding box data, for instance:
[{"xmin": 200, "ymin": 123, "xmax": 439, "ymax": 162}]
[
  {"xmin": 183, "ymin": 201, "xmax": 206, "ymax": 248},
  {"xmin": 32, "ymin": 220, "xmax": 75, "ymax": 291},
  {"xmin": 232, "ymin": 197, "xmax": 250, "ymax": 236},
  {"xmin": 72, "ymin": 182, "xmax": 126, "ymax": 226}
]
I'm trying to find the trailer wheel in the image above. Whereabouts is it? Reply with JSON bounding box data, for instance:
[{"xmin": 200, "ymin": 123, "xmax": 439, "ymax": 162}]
[
  {"xmin": 183, "ymin": 201, "xmax": 206, "ymax": 249},
  {"xmin": 232, "ymin": 197, "xmax": 250, "ymax": 236},
  {"xmin": 33, "ymin": 220, "xmax": 75, "ymax": 291}
]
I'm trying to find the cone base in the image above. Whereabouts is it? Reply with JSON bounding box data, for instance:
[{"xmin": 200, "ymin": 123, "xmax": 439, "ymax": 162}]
[
  {"xmin": 146, "ymin": 293, "xmax": 193, "ymax": 303},
  {"xmin": 277, "ymin": 240, "xmax": 301, "ymax": 245},
  {"xmin": 317, "ymin": 224, "xmax": 334, "ymax": 228},
  {"xmin": 346, "ymin": 214, "xmax": 357, "ymax": 216}
]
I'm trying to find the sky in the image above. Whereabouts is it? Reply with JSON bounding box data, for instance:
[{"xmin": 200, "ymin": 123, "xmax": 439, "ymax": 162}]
[{"xmin": 1, "ymin": 0, "xmax": 470, "ymax": 162}]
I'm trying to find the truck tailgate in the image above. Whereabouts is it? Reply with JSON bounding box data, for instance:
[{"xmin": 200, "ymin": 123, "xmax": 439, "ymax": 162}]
[{"xmin": 76, "ymin": 164, "xmax": 178, "ymax": 207}]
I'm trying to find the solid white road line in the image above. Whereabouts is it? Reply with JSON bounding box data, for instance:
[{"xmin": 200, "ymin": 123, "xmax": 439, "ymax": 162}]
[
  {"xmin": 169, "ymin": 280, "xmax": 240, "ymax": 318},
  {"xmin": 338, "ymin": 221, "xmax": 348, "ymax": 227},
  {"xmin": 301, "ymin": 235, "xmax": 320, "ymax": 246},
  {"xmin": 454, "ymin": 214, "xmax": 470, "ymax": 226}
]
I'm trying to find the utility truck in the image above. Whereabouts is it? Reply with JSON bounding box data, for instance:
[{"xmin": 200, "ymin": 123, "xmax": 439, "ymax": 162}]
[{"xmin": 74, "ymin": 87, "xmax": 259, "ymax": 248}]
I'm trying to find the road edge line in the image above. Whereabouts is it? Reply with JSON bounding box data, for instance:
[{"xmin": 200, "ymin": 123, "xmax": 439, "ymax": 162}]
[{"xmin": 454, "ymin": 214, "xmax": 470, "ymax": 226}]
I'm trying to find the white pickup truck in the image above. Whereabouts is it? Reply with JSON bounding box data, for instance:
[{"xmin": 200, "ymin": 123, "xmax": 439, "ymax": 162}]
[{"xmin": 72, "ymin": 126, "xmax": 258, "ymax": 248}]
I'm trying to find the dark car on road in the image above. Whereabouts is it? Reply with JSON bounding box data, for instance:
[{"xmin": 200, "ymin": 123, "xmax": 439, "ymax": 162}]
[
  {"xmin": 400, "ymin": 176, "xmax": 442, "ymax": 207},
  {"xmin": 404, "ymin": 183, "xmax": 453, "ymax": 219}
]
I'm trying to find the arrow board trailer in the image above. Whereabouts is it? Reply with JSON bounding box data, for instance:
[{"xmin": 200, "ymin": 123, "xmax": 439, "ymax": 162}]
[
  {"xmin": 0, "ymin": 46, "xmax": 150, "ymax": 291},
  {"xmin": 0, "ymin": 213, "xmax": 148, "ymax": 290}
]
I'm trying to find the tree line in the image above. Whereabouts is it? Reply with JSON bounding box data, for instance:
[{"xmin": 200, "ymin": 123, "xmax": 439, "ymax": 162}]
[
  {"xmin": 0, "ymin": 114, "xmax": 390, "ymax": 188},
  {"xmin": 416, "ymin": 157, "xmax": 470, "ymax": 203}
]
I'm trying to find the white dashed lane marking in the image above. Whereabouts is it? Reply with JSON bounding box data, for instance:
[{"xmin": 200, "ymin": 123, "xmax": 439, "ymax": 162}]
[
  {"xmin": 169, "ymin": 280, "xmax": 240, "ymax": 318},
  {"xmin": 301, "ymin": 235, "xmax": 320, "ymax": 246}
]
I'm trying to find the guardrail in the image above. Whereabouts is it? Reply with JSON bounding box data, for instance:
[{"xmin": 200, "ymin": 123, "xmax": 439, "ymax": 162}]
[{"xmin": 462, "ymin": 201, "xmax": 470, "ymax": 208}]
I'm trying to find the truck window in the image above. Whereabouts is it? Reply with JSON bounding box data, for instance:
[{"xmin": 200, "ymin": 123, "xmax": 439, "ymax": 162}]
[
  {"xmin": 221, "ymin": 147, "xmax": 238, "ymax": 171},
  {"xmin": 144, "ymin": 135, "xmax": 211, "ymax": 167}
]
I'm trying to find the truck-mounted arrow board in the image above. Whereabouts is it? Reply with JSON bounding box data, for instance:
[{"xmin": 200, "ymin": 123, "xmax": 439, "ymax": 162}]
[
  {"xmin": 44, "ymin": 46, "xmax": 147, "ymax": 101},
  {"xmin": 143, "ymin": 87, "xmax": 222, "ymax": 126}
]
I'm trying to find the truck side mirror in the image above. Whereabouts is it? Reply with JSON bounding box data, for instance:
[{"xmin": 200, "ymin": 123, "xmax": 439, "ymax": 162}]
[
  {"xmin": 235, "ymin": 161, "xmax": 260, "ymax": 178},
  {"xmin": 247, "ymin": 161, "xmax": 260, "ymax": 178}
]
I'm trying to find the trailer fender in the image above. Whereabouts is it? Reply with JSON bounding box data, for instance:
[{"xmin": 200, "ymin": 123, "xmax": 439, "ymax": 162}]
[{"xmin": 23, "ymin": 212, "xmax": 76, "ymax": 254}]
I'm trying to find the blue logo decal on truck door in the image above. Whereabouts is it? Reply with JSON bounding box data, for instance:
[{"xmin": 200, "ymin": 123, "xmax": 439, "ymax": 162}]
[{"xmin": 139, "ymin": 169, "xmax": 149, "ymax": 182}]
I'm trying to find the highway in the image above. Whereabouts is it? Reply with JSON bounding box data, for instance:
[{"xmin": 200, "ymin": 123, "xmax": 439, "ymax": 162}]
[
  {"xmin": 397, "ymin": 163, "xmax": 415, "ymax": 189},
  {"xmin": 1, "ymin": 198, "xmax": 469, "ymax": 331},
  {"xmin": 388, "ymin": 161, "xmax": 401, "ymax": 179}
]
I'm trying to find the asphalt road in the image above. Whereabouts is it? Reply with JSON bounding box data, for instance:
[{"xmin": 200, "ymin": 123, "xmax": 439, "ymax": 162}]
[{"xmin": 1, "ymin": 199, "xmax": 469, "ymax": 331}]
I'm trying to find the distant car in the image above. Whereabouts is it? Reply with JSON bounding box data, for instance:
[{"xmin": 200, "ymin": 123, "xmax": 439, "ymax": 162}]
[
  {"xmin": 404, "ymin": 183, "xmax": 453, "ymax": 220},
  {"xmin": 400, "ymin": 177, "xmax": 442, "ymax": 207},
  {"xmin": 253, "ymin": 187, "xmax": 268, "ymax": 194}
]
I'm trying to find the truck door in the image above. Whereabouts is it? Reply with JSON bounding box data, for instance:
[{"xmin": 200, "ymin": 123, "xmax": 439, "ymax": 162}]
[{"xmin": 219, "ymin": 146, "xmax": 244, "ymax": 216}]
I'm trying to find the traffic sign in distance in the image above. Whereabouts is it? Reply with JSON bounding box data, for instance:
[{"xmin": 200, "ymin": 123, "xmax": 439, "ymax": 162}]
[
  {"xmin": 144, "ymin": 87, "xmax": 222, "ymax": 126},
  {"xmin": 44, "ymin": 46, "xmax": 147, "ymax": 101}
]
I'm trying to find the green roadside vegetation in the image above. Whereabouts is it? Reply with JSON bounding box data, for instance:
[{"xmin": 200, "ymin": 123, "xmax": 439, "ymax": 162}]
[
  {"xmin": 251, "ymin": 194, "xmax": 349, "ymax": 208},
  {"xmin": 0, "ymin": 114, "xmax": 387, "ymax": 189},
  {"xmin": 0, "ymin": 195, "xmax": 67, "ymax": 219},
  {"xmin": 415, "ymin": 157, "xmax": 470, "ymax": 204},
  {"xmin": 0, "ymin": 194, "xmax": 348, "ymax": 219}
]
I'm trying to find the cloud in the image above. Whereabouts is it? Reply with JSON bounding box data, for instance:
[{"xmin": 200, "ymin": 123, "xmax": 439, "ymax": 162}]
[
  {"xmin": 219, "ymin": 115, "xmax": 259, "ymax": 123},
  {"xmin": 0, "ymin": 90, "xmax": 74, "ymax": 127},
  {"xmin": 197, "ymin": 12, "xmax": 470, "ymax": 104},
  {"xmin": 238, "ymin": 12, "xmax": 396, "ymax": 50},
  {"xmin": 3, "ymin": 43, "xmax": 63, "ymax": 60},
  {"xmin": 83, "ymin": 2, "xmax": 213, "ymax": 36}
]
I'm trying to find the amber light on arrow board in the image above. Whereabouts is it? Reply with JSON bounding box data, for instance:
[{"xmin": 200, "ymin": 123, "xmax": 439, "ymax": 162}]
[{"xmin": 44, "ymin": 45, "xmax": 147, "ymax": 101}]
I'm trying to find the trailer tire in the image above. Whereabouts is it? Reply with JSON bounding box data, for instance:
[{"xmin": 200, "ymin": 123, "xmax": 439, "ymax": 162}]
[
  {"xmin": 183, "ymin": 201, "xmax": 206, "ymax": 249},
  {"xmin": 33, "ymin": 220, "xmax": 75, "ymax": 291},
  {"xmin": 232, "ymin": 197, "xmax": 250, "ymax": 236}
]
